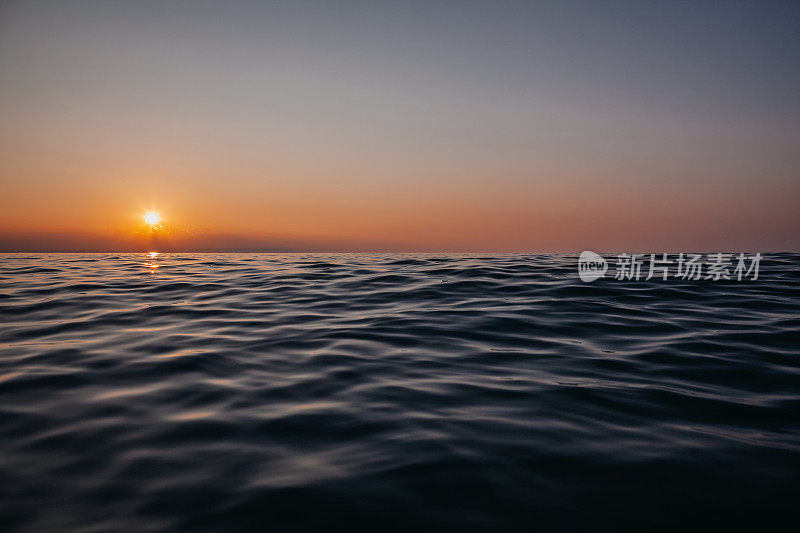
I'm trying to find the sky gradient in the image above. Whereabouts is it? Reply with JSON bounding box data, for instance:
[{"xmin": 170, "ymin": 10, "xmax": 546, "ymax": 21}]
[{"xmin": 1, "ymin": 0, "xmax": 798, "ymax": 251}]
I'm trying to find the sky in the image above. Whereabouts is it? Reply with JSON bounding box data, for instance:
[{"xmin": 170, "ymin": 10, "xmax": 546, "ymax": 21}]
[{"xmin": 1, "ymin": 0, "xmax": 798, "ymax": 251}]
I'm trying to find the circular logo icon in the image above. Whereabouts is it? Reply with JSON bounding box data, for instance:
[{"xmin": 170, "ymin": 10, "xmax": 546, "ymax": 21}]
[{"xmin": 578, "ymin": 251, "xmax": 607, "ymax": 282}]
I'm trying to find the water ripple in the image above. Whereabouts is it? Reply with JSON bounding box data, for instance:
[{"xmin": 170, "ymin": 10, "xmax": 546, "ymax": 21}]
[{"xmin": 1, "ymin": 253, "xmax": 799, "ymax": 531}]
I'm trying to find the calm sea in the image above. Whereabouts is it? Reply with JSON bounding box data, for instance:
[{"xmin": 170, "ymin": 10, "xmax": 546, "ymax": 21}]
[{"xmin": 1, "ymin": 253, "xmax": 798, "ymax": 531}]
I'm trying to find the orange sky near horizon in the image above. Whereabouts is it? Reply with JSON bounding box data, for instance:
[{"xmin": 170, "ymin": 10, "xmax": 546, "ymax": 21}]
[{"xmin": 1, "ymin": 157, "xmax": 795, "ymax": 251}]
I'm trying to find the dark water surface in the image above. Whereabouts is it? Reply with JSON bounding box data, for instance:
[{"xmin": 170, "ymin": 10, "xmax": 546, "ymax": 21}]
[{"xmin": 1, "ymin": 253, "xmax": 798, "ymax": 531}]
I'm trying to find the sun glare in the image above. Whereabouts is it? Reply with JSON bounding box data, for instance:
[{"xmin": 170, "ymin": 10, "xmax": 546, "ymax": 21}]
[{"xmin": 144, "ymin": 211, "xmax": 160, "ymax": 226}]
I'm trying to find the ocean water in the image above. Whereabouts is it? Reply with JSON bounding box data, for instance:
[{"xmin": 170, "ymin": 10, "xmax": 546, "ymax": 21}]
[{"xmin": 1, "ymin": 253, "xmax": 798, "ymax": 531}]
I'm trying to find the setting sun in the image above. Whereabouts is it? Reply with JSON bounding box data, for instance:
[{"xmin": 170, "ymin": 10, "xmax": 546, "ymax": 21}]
[{"xmin": 144, "ymin": 211, "xmax": 160, "ymax": 226}]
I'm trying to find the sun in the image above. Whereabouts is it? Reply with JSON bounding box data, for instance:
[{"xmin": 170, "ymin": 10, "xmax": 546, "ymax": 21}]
[{"xmin": 144, "ymin": 211, "xmax": 160, "ymax": 226}]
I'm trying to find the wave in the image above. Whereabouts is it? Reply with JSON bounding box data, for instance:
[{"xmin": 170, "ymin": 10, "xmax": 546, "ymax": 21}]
[{"xmin": 1, "ymin": 253, "xmax": 798, "ymax": 531}]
